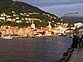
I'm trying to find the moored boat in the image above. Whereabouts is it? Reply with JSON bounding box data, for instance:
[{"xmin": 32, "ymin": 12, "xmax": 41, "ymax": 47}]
[{"xmin": 1, "ymin": 35, "xmax": 12, "ymax": 39}]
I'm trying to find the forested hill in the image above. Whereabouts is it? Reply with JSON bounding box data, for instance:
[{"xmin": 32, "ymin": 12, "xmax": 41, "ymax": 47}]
[
  {"xmin": 0, "ymin": 0, "xmax": 67, "ymax": 27},
  {"xmin": 0, "ymin": 0, "xmax": 58, "ymax": 21}
]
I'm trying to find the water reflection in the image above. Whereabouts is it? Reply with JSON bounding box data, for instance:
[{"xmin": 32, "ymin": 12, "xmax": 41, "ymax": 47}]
[{"xmin": 0, "ymin": 36, "xmax": 72, "ymax": 62}]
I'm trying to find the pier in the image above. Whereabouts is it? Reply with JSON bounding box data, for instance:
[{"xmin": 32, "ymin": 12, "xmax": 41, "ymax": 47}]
[
  {"xmin": 61, "ymin": 48, "xmax": 83, "ymax": 62},
  {"xmin": 68, "ymin": 48, "xmax": 83, "ymax": 62}
]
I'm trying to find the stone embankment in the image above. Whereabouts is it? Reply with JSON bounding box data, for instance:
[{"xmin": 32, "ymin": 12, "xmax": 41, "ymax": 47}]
[{"xmin": 61, "ymin": 48, "xmax": 83, "ymax": 62}]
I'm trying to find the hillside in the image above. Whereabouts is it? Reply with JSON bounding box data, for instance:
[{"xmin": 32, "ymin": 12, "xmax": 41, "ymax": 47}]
[
  {"xmin": 0, "ymin": 0, "xmax": 12, "ymax": 11},
  {"xmin": 0, "ymin": 0, "xmax": 64, "ymax": 27},
  {"xmin": 0, "ymin": 0, "xmax": 58, "ymax": 20}
]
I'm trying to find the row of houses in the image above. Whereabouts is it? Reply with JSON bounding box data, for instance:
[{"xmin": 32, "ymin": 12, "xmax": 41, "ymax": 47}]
[
  {"xmin": 0, "ymin": 16, "xmax": 78, "ymax": 37},
  {"xmin": 0, "ymin": 23, "xmax": 69, "ymax": 37}
]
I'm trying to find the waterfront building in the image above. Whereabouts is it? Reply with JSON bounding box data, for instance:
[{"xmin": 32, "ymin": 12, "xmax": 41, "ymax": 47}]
[
  {"xmin": 17, "ymin": 28, "xmax": 25, "ymax": 36},
  {"xmin": 10, "ymin": 27, "xmax": 18, "ymax": 35},
  {"xmin": 5, "ymin": 28, "xmax": 13, "ymax": 35},
  {"xmin": 1, "ymin": 26, "xmax": 6, "ymax": 31},
  {"xmin": 0, "ymin": 26, "xmax": 6, "ymax": 36},
  {"xmin": 57, "ymin": 26, "xmax": 63, "ymax": 34},
  {"xmin": 36, "ymin": 28, "xmax": 44, "ymax": 36},
  {"xmin": 1, "ymin": 31, "xmax": 6, "ymax": 36},
  {"xmin": 41, "ymin": 27, "xmax": 52, "ymax": 36},
  {"xmin": 74, "ymin": 22, "xmax": 83, "ymax": 28},
  {"xmin": 52, "ymin": 28, "xmax": 60, "ymax": 34},
  {"xmin": 24, "ymin": 28, "xmax": 32, "ymax": 36}
]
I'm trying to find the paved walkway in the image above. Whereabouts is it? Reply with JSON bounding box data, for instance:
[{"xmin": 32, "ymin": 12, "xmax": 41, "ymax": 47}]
[{"xmin": 68, "ymin": 48, "xmax": 83, "ymax": 62}]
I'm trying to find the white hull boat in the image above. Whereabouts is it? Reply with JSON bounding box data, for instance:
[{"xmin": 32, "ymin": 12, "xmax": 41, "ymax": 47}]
[{"xmin": 1, "ymin": 35, "xmax": 12, "ymax": 39}]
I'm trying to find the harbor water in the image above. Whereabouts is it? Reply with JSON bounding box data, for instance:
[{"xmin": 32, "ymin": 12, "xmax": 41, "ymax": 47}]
[{"xmin": 0, "ymin": 36, "xmax": 72, "ymax": 62}]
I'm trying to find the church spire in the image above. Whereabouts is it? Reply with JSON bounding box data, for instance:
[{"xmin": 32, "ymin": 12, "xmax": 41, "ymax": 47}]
[
  {"xmin": 31, "ymin": 20, "xmax": 35, "ymax": 29},
  {"xmin": 48, "ymin": 22, "xmax": 52, "ymax": 29}
]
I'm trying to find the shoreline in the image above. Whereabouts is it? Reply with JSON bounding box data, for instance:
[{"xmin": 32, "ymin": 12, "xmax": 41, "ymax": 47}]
[{"xmin": 0, "ymin": 35, "xmax": 60, "ymax": 39}]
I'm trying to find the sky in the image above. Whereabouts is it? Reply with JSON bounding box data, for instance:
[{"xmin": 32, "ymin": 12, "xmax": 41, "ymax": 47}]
[{"xmin": 19, "ymin": 0, "xmax": 83, "ymax": 17}]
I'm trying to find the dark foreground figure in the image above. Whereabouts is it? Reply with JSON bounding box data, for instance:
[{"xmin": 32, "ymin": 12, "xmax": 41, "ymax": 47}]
[
  {"xmin": 79, "ymin": 35, "xmax": 83, "ymax": 48},
  {"xmin": 71, "ymin": 35, "xmax": 79, "ymax": 49}
]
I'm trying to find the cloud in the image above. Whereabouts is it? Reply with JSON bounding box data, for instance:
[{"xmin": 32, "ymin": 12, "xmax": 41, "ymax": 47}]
[
  {"xmin": 25, "ymin": 0, "xmax": 83, "ymax": 4},
  {"xmin": 19, "ymin": 0, "xmax": 83, "ymax": 17},
  {"xmin": 39, "ymin": 3, "xmax": 83, "ymax": 16},
  {"xmin": 12, "ymin": 0, "xmax": 17, "ymax": 1},
  {"xmin": 20, "ymin": 0, "xmax": 83, "ymax": 4}
]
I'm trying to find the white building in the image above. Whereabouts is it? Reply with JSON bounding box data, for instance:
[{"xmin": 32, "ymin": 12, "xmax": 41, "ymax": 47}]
[
  {"xmin": 74, "ymin": 22, "xmax": 83, "ymax": 28},
  {"xmin": 0, "ymin": 16, "xmax": 6, "ymax": 21}
]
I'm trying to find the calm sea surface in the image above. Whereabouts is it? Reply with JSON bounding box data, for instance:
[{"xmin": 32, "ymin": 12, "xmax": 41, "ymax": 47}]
[{"xmin": 0, "ymin": 36, "xmax": 72, "ymax": 62}]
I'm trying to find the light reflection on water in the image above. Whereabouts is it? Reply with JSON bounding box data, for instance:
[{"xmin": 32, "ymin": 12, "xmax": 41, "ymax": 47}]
[{"xmin": 0, "ymin": 36, "xmax": 72, "ymax": 62}]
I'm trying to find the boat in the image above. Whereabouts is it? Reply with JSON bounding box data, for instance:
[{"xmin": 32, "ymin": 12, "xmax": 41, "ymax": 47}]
[{"xmin": 1, "ymin": 35, "xmax": 13, "ymax": 39}]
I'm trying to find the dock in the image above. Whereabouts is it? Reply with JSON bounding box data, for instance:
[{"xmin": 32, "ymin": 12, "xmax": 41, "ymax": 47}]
[
  {"xmin": 68, "ymin": 48, "xmax": 83, "ymax": 62},
  {"xmin": 61, "ymin": 48, "xmax": 83, "ymax": 62}
]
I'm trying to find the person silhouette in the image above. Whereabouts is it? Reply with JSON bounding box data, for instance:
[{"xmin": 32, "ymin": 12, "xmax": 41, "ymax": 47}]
[
  {"xmin": 79, "ymin": 35, "xmax": 83, "ymax": 48},
  {"xmin": 71, "ymin": 35, "xmax": 79, "ymax": 49}
]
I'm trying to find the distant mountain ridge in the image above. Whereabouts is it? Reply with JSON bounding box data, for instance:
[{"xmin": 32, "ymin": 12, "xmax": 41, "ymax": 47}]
[{"xmin": 62, "ymin": 16, "xmax": 83, "ymax": 24}]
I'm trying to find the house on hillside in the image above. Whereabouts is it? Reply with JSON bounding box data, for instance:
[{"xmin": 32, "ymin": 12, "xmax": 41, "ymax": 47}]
[{"xmin": 0, "ymin": 16, "xmax": 6, "ymax": 21}]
